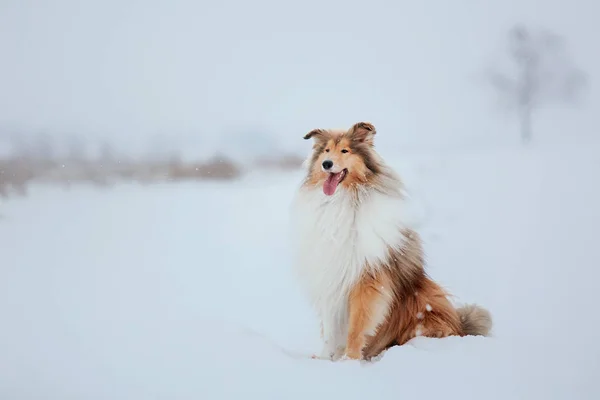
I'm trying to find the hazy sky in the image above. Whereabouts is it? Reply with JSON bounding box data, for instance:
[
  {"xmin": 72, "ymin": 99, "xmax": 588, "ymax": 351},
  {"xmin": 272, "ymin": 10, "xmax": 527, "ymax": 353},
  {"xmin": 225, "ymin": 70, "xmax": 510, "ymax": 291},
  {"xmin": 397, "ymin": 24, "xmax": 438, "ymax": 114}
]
[{"xmin": 0, "ymin": 0, "xmax": 598, "ymax": 156}]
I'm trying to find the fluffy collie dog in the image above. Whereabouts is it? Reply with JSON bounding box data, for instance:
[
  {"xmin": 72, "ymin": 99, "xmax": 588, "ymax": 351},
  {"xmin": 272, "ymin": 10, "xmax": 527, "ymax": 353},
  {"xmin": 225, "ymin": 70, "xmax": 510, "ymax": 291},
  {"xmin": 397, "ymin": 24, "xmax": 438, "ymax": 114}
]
[{"xmin": 291, "ymin": 122, "xmax": 492, "ymax": 361}]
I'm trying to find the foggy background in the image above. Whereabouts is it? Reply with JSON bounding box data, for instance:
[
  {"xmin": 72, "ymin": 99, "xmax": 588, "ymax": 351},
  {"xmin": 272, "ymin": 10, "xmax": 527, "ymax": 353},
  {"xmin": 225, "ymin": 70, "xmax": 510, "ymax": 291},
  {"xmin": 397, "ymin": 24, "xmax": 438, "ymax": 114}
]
[{"xmin": 1, "ymin": 0, "xmax": 597, "ymax": 160}]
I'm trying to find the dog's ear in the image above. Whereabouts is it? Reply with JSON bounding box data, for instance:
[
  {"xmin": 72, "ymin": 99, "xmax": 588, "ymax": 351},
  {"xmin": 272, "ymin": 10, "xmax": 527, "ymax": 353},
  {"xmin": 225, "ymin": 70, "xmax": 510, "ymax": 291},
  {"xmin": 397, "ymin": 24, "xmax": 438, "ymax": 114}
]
[
  {"xmin": 349, "ymin": 122, "xmax": 376, "ymax": 145},
  {"xmin": 303, "ymin": 128, "xmax": 325, "ymax": 141}
]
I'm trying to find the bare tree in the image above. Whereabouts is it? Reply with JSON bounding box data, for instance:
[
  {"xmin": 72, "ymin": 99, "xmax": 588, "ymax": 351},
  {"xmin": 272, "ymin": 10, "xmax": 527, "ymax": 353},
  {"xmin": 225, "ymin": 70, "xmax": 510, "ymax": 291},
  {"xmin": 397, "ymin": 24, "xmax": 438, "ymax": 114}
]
[{"xmin": 486, "ymin": 24, "xmax": 587, "ymax": 144}]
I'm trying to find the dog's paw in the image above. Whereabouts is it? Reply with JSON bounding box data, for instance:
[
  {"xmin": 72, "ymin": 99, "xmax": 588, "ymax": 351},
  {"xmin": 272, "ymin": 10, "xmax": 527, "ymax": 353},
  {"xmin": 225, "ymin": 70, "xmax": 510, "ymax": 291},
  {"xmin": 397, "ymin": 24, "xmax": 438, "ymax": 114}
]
[
  {"xmin": 340, "ymin": 349, "xmax": 362, "ymax": 361},
  {"xmin": 330, "ymin": 346, "xmax": 346, "ymax": 361},
  {"xmin": 317, "ymin": 343, "xmax": 337, "ymax": 360},
  {"xmin": 311, "ymin": 352, "xmax": 333, "ymax": 361},
  {"xmin": 337, "ymin": 354, "xmax": 361, "ymax": 362}
]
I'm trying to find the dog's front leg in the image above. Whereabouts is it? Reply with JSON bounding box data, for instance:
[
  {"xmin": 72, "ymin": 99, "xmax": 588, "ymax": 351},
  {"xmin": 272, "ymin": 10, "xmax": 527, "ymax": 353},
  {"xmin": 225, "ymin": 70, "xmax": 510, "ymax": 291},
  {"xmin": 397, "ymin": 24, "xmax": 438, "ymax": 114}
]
[
  {"xmin": 310, "ymin": 319, "xmax": 333, "ymax": 359},
  {"xmin": 344, "ymin": 273, "xmax": 393, "ymax": 360},
  {"xmin": 318, "ymin": 318, "xmax": 338, "ymax": 360},
  {"xmin": 316, "ymin": 310, "xmax": 347, "ymax": 361}
]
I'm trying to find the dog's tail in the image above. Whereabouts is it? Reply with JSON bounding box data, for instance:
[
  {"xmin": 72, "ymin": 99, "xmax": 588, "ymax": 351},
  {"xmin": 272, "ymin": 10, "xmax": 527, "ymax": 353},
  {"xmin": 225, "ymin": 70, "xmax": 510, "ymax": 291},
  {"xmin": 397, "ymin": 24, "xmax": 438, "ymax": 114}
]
[{"xmin": 456, "ymin": 304, "xmax": 493, "ymax": 337}]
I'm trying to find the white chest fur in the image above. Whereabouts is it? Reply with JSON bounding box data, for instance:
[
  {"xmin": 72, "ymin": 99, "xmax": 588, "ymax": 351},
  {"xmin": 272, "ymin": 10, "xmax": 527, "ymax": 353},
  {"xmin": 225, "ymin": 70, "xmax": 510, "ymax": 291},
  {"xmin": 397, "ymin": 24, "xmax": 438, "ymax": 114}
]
[{"xmin": 290, "ymin": 184, "xmax": 410, "ymax": 354}]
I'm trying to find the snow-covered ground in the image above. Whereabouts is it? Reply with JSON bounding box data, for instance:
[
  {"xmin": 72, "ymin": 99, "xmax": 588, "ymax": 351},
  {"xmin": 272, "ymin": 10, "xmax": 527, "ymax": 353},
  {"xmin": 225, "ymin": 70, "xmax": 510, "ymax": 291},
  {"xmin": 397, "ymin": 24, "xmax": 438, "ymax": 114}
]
[{"xmin": 1, "ymin": 143, "xmax": 599, "ymax": 400}]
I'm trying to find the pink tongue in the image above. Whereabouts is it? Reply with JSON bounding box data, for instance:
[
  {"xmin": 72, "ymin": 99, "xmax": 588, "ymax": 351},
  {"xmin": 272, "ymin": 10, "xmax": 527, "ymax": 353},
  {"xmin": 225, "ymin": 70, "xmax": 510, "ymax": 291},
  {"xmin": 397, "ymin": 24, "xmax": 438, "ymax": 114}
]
[{"xmin": 323, "ymin": 172, "xmax": 343, "ymax": 196}]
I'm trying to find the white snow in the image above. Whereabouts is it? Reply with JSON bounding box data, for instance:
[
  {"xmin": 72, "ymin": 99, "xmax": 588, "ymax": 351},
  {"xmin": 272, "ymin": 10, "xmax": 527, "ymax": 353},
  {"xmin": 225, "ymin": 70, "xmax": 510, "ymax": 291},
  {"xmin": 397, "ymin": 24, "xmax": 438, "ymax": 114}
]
[
  {"xmin": 415, "ymin": 325, "xmax": 424, "ymax": 337},
  {"xmin": 1, "ymin": 143, "xmax": 600, "ymax": 399}
]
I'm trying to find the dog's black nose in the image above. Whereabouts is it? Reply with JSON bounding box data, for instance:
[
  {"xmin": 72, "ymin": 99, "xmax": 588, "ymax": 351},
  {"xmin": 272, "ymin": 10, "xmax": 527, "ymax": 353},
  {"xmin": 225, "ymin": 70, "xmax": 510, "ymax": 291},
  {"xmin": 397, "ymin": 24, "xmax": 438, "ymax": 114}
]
[{"xmin": 322, "ymin": 160, "xmax": 333, "ymax": 170}]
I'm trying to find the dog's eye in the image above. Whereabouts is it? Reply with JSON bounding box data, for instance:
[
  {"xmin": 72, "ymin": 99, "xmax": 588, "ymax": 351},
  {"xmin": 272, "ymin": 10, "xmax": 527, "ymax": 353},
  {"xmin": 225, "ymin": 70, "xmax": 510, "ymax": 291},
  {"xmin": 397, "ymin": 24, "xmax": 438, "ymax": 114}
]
[
  {"xmin": 341, "ymin": 149, "xmax": 349, "ymax": 154},
  {"xmin": 325, "ymin": 149, "xmax": 330, "ymax": 152}
]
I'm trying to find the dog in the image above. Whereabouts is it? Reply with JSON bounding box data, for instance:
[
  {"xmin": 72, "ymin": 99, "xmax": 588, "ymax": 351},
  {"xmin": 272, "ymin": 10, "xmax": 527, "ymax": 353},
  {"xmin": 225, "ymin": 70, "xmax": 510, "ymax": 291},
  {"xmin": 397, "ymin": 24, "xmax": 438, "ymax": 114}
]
[{"xmin": 290, "ymin": 122, "xmax": 492, "ymax": 361}]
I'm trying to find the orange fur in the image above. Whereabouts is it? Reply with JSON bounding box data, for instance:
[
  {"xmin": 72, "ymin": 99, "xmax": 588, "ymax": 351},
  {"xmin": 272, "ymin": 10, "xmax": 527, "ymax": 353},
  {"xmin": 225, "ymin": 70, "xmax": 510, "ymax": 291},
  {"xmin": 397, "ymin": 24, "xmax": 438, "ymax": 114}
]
[
  {"xmin": 345, "ymin": 270, "xmax": 394, "ymax": 359},
  {"xmin": 344, "ymin": 229, "xmax": 465, "ymax": 360}
]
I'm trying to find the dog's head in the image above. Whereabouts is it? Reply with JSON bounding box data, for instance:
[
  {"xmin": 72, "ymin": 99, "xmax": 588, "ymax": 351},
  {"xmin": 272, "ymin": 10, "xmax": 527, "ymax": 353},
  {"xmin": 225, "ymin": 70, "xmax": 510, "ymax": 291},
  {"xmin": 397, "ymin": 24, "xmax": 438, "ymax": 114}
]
[{"xmin": 303, "ymin": 122, "xmax": 382, "ymax": 196}]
